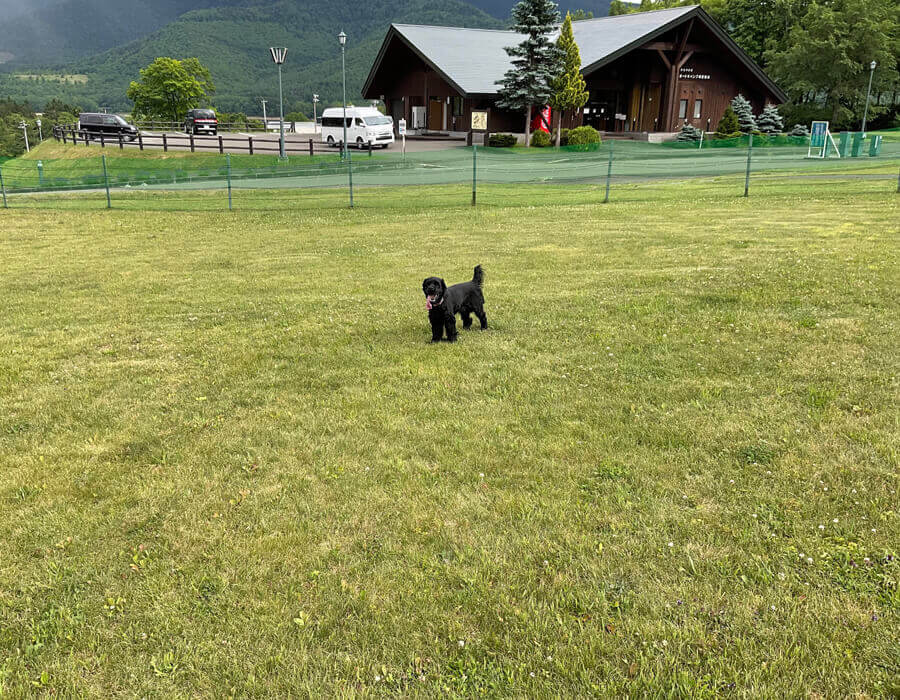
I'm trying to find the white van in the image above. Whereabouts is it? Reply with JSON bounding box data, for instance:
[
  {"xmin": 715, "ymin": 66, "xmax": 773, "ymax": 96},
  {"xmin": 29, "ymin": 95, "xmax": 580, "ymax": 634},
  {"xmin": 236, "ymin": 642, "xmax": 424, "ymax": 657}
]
[{"xmin": 320, "ymin": 106, "xmax": 394, "ymax": 149}]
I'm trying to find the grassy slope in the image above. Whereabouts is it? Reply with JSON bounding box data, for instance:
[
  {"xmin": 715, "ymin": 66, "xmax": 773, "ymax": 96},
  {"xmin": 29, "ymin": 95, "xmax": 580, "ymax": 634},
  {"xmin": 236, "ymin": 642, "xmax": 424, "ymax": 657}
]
[{"xmin": 0, "ymin": 179, "xmax": 898, "ymax": 696}]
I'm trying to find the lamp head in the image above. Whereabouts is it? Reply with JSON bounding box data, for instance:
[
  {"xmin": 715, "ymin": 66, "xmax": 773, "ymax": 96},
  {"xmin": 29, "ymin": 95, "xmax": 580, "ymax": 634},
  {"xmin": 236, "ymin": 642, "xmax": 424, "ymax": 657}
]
[
  {"xmin": 870, "ymin": 60, "xmax": 877, "ymax": 70},
  {"xmin": 338, "ymin": 30, "xmax": 347, "ymax": 47}
]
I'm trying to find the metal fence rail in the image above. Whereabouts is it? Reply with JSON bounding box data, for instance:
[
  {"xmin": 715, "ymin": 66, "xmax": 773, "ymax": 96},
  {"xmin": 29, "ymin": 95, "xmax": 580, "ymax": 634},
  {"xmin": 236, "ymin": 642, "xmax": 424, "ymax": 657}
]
[{"xmin": 5, "ymin": 137, "xmax": 898, "ymax": 212}]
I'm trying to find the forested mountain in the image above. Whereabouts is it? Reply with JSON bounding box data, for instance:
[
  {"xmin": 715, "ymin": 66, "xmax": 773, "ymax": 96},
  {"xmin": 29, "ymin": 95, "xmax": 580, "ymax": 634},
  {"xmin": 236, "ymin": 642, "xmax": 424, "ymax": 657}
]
[
  {"xmin": 0, "ymin": 0, "xmax": 504, "ymax": 114},
  {"xmin": 0, "ymin": 0, "xmax": 249, "ymax": 65}
]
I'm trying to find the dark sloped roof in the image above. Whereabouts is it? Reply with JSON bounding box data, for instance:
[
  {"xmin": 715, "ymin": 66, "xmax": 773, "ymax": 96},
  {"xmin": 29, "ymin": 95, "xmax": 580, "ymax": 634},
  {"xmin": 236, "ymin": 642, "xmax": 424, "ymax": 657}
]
[{"xmin": 363, "ymin": 6, "xmax": 786, "ymax": 102}]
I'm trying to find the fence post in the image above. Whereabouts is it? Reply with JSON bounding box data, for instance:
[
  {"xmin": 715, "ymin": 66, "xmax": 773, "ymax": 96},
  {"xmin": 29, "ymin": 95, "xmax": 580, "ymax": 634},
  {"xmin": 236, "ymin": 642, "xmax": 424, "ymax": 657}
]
[
  {"xmin": 0, "ymin": 166, "xmax": 8, "ymax": 209},
  {"xmin": 368, "ymin": 140, "xmax": 373, "ymax": 157},
  {"xmin": 226, "ymin": 153, "xmax": 233, "ymax": 211},
  {"xmin": 472, "ymin": 143, "xmax": 477, "ymax": 207},
  {"xmin": 190, "ymin": 133, "xmax": 195, "ymax": 153},
  {"xmin": 744, "ymin": 133, "xmax": 753, "ymax": 197},
  {"xmin": 248, "ymin": 136, "xmax": 253, "ymax": 155},
  {"xmin": 84, "ymin": 131, "xmax": 90, "ymax": 147},
  {"xmin": 347, "ymin": 141, "xmax": 354, "ymax": 209},
  {"xmin": 162, "ymin": 133, "xmax": 168, "ymax": 153},
  {"xmin": 100, "ymin": 133, "xmax": 105, "ymax": 148},
  {"xmin": 309, "ymin": 138, "xmax": 313, "ymax": 157},
  {"xmin": 119, "ymin": 134, "xmax": 124, "ymax": 150},
  {"xmin": 101, "ymin": 155, "xmax": 111, "ymax": 209},
  {"xmin": 138, "ymin": 133, "xmax": 144, "ymax": 151},
  {"xmin": 218, "ymin": 135, "xmax": 224, "ymax": 154},
  {"xmin": 604, "ymin": 140, "xmax": 613, "ymax": 204}
]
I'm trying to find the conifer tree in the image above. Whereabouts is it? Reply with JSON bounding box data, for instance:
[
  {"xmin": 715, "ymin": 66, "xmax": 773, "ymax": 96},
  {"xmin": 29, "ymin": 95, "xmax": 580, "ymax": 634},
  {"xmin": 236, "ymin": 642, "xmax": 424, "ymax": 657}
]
[
  {"xmin": 756, "ymin": 104, "xmax": 784, "ymax": 134},
  {"xmin": 496, "ymin": 0, "xmax": 563, "ymax": 146},
  {"xmin": 715, "ymin": 105, "xmax": 740, "ymax": 137},
  {"xmin": 549, "ymin": 13, "xmax": 588, "ymax": 147},
  {"xmin": 730, "ymin": 94, "xmax": 757, "ymax": 133}
]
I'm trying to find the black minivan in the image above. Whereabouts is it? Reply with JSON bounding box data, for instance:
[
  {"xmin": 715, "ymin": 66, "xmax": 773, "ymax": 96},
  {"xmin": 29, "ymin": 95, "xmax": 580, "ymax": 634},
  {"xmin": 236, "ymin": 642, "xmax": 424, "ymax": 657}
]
[
  {"xmin": 184, "ymin": 108, "xmax": 218, "ymax": 135},
  {"xmin": 78, "ymin": 113, "xmax": 139, "ymax": 141}
]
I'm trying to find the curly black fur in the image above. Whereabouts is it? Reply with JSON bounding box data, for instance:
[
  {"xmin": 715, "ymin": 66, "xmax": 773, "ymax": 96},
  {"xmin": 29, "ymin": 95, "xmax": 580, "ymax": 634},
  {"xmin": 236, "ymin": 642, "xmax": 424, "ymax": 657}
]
[{"xmin": 422, "ymin": 265, "xmax": 487, "ymax": 343}]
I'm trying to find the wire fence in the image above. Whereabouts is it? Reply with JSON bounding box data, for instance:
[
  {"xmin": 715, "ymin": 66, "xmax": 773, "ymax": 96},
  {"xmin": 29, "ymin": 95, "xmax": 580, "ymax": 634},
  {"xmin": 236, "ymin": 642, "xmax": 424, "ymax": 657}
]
[{"xmin": 1, "ymin": 137, "xmax": 898, "ymax": 212}]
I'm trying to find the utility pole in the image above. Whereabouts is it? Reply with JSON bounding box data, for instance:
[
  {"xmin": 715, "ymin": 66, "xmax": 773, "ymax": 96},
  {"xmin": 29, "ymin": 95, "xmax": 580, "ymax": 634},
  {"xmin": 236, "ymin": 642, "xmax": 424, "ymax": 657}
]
[
  {"xmin": 313, "ymin": 94, "xmax": 320, "ymax": 134},
  {"xmin": 261, "ymin": 98, "xmax": 268, "ymax": 131}
]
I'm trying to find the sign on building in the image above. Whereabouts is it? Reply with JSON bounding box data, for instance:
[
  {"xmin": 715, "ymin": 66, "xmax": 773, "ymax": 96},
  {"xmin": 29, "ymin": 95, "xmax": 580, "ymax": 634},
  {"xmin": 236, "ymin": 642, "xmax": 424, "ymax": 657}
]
[{"xmin": 471, "ymin": 110, "xmax": 488, "ymax": 131}]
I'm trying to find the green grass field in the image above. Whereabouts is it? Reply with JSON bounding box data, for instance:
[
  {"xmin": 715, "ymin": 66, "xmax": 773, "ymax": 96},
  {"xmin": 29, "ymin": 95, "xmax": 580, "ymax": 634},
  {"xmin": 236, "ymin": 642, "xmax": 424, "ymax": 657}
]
[{"xmin": 0, "ymin": 177, "xmax": 898, "ymax": 696}]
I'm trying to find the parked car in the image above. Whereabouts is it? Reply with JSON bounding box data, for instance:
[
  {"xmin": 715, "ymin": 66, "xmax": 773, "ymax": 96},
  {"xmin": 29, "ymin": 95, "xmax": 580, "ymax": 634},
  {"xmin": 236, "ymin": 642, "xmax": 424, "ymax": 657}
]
[
  {"xmin": 320, "ymin": 106, "xmax": 394, "ymax": 149},
  {"xmin": 184, "ymin": 109, "xmax": 218, "ymax": 135},
  {"xmin": 77, "ymin": 113, "xmax": 139, "ymax": 141}
]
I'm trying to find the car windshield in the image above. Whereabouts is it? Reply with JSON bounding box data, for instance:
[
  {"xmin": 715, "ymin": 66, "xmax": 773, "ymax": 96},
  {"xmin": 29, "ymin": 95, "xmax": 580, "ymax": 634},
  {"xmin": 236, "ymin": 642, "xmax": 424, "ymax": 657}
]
[
  {"xmin": 363, "ymin": 116, "xmax": 392, "ymax": 126},
  {"xmin": 114, "ymin": 116, "xmax": 129, "ymax": 126},
  {"xmin": 196, "ymin": 110, "xmax": 215, "ymax": 118}
]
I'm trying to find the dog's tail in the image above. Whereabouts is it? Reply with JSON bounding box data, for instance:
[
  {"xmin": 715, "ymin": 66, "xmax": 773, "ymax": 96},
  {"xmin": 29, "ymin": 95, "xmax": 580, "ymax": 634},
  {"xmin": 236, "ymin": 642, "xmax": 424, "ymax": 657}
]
[{"xmin": 472, "ymin": 264, "xmax": 485, "ymax": 287}]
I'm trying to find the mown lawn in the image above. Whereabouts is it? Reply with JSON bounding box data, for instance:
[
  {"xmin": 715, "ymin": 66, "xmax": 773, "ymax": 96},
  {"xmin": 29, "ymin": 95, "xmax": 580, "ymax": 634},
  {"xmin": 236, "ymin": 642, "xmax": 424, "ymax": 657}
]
[{"xmin": 0, "ymin": 179, "xmax": 897, "ymax": 697}]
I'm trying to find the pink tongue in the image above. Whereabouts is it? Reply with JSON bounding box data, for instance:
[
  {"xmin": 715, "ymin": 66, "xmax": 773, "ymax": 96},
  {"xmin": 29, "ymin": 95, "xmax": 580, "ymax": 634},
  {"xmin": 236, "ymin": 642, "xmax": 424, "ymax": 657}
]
[{"xmin": 425, "ymin": 299, "xmax": 433, "ymax": 310}]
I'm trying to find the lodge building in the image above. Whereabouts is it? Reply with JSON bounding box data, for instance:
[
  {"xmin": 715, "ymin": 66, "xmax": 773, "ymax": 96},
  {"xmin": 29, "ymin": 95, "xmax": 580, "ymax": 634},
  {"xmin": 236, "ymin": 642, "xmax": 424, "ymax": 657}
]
[{"xmin": 362, "ymin": 5, "xmax": 787, "ymax": 137}]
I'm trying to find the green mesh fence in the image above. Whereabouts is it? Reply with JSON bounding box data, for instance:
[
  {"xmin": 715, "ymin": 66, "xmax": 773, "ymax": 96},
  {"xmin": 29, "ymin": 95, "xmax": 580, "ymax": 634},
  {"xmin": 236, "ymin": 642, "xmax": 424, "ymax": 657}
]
[{"xmin": 1, "ymin": 137, "xmax": 897, "ymax": 211}]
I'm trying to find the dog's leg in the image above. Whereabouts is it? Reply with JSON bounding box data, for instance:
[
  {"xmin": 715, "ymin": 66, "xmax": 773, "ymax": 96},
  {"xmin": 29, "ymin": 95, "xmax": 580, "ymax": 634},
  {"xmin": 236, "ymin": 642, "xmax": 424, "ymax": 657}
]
[
  {"xmin": 461, "ymin": 310, "xmax": 473, "ymax": 329},
  {"xmin": 443, "ymin": 314, "xmax": 458, "ymax": 342},
  {"xmin": 429, "ymin": 313, "xmax": 444, "ymax": 343},
  {"xmin": 476, "ymin": 308, "xmax": 488, "ymax": 330}
]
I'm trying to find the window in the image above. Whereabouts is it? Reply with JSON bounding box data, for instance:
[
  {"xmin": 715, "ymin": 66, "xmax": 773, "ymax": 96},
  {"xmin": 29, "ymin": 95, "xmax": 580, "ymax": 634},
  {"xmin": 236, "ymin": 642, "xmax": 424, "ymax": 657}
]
[
  {"xmin": 452, "ymin": 96, "xmax": 464, "ymax": 117},
  {"xmin": 693, "ymin": 100, "xmax": 702, "ymax": 119},
  {"xmin": 363, "ymin": 116, "xmax": 392, "ymax": 126},
  {"xmin": 678, "ymin": 99, "xmax": 688, "ymax": 119}
]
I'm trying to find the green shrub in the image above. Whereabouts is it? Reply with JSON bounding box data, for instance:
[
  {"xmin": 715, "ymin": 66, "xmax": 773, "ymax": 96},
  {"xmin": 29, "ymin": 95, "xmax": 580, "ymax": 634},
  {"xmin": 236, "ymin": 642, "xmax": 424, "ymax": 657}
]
[
  {"xmin": 488, "ymin": 133, "xmax": 517, "ymax": 147},
  {"xmin": 567, "ymin": 125, "xmax": 600, "ymax": 145},
  {"xmin": 559, "ymin": 128, "xmax": 570, "ymax": 146},
  {"xmin": 676, "ymin": 123, "xmax": 703, "ymax": 141},
  {"xmin": 715, "ymin": 106, "xmax": 739, "ymax": 137},
  {"xmin": 530, "ymin": 130, "xmax": 551, "ymax": 147}
]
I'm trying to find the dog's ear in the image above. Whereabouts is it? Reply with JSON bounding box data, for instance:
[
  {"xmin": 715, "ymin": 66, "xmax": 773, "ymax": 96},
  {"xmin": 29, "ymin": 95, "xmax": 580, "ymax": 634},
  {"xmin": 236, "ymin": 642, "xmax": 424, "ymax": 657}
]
[
  {"xmin": 440, "ymin": 279, "xmax": 446, "ymax": 292},
  {"xmin": 422, "ymin": 279, "xmax": 428, "ymax": 293}
]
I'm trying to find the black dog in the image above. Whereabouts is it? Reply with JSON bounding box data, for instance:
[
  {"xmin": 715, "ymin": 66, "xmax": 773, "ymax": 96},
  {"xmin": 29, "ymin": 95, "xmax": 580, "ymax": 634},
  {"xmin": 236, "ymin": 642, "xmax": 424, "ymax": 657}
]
[{"xmin": 422, "ymin": 265, "xmax": 488, "ymax": 342}]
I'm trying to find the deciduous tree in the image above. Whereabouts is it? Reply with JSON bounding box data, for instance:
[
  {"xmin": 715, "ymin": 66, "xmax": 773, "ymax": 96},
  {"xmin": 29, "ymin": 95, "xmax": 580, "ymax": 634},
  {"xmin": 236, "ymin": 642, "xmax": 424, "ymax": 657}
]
[{"xmin": 126, "ymin": 57, "xmax": 215, "ymax": 122}]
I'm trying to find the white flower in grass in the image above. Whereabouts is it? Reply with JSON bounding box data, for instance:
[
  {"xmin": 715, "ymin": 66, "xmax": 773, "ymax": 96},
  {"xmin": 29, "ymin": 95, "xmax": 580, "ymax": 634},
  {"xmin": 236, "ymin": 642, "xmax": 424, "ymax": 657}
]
[
  {"xmin": 818, "ymin": 525, "xmax": 825, "ymax": 530},
  {"xmin": 667, "ymin": 541, "xmax": 674, "ymax": 547},
  {"xmin": 806, "ymin": 557, "xmax": 814, "ymax": 564},
  {"xmin": 374, "ymin": 675, "xmax": 382, "ymax": 682},
  {"xmin": 871, "ymin": 529, "xmax": 876, "ymax": 534},
  {"xmin": 752, "ymin": 514, "xmax": 757, "ymax": 518},
  {"xmin": 832, "ymin": 518, "xmax": 838, "ymax": 523}
]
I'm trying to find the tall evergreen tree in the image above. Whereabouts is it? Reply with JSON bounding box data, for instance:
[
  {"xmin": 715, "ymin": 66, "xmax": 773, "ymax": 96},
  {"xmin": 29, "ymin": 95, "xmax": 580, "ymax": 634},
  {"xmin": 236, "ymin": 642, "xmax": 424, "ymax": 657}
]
[
  {"xmin": 730, "ymin": 94, "xmax": 757, "ymax": 132},
  {"xmin": 549, "ymin": 13, "xmax": 589, "ymax": 147},
  {"xmin": 756, "ymin": 104, "xmax": 784, "ymax": 133},
  {"xmin": 496, "ymin": 0, "xmax": 563, "ymax": 146}
]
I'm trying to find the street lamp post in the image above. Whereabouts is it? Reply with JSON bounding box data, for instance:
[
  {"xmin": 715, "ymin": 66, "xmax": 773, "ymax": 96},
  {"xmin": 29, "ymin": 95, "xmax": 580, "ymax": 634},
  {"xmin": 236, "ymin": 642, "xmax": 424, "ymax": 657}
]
[
  {"xmin": 36, "ymin": 119, "xmax": 43, "ymax": 142},
  {"xmin": 19, "ymin": 121, "xmax": 29, "ymax": 152},
  {"xmin": 269, "ymin": 47, "xmax": 287, "ymax": 158},
  {"xmin": 313, "ymin": 94, "xmax": 320, "ymax": 134},
  {"xmin": 339, "ymin": 30, "xmax": 353, "ymax": 208},
  {"xmin": 260, "ymin": 98, "xmax": 268, "ymax": 131},
  {"xmin": 861, "ymin": 60, "xmax": 877, "ymax": 137}
]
